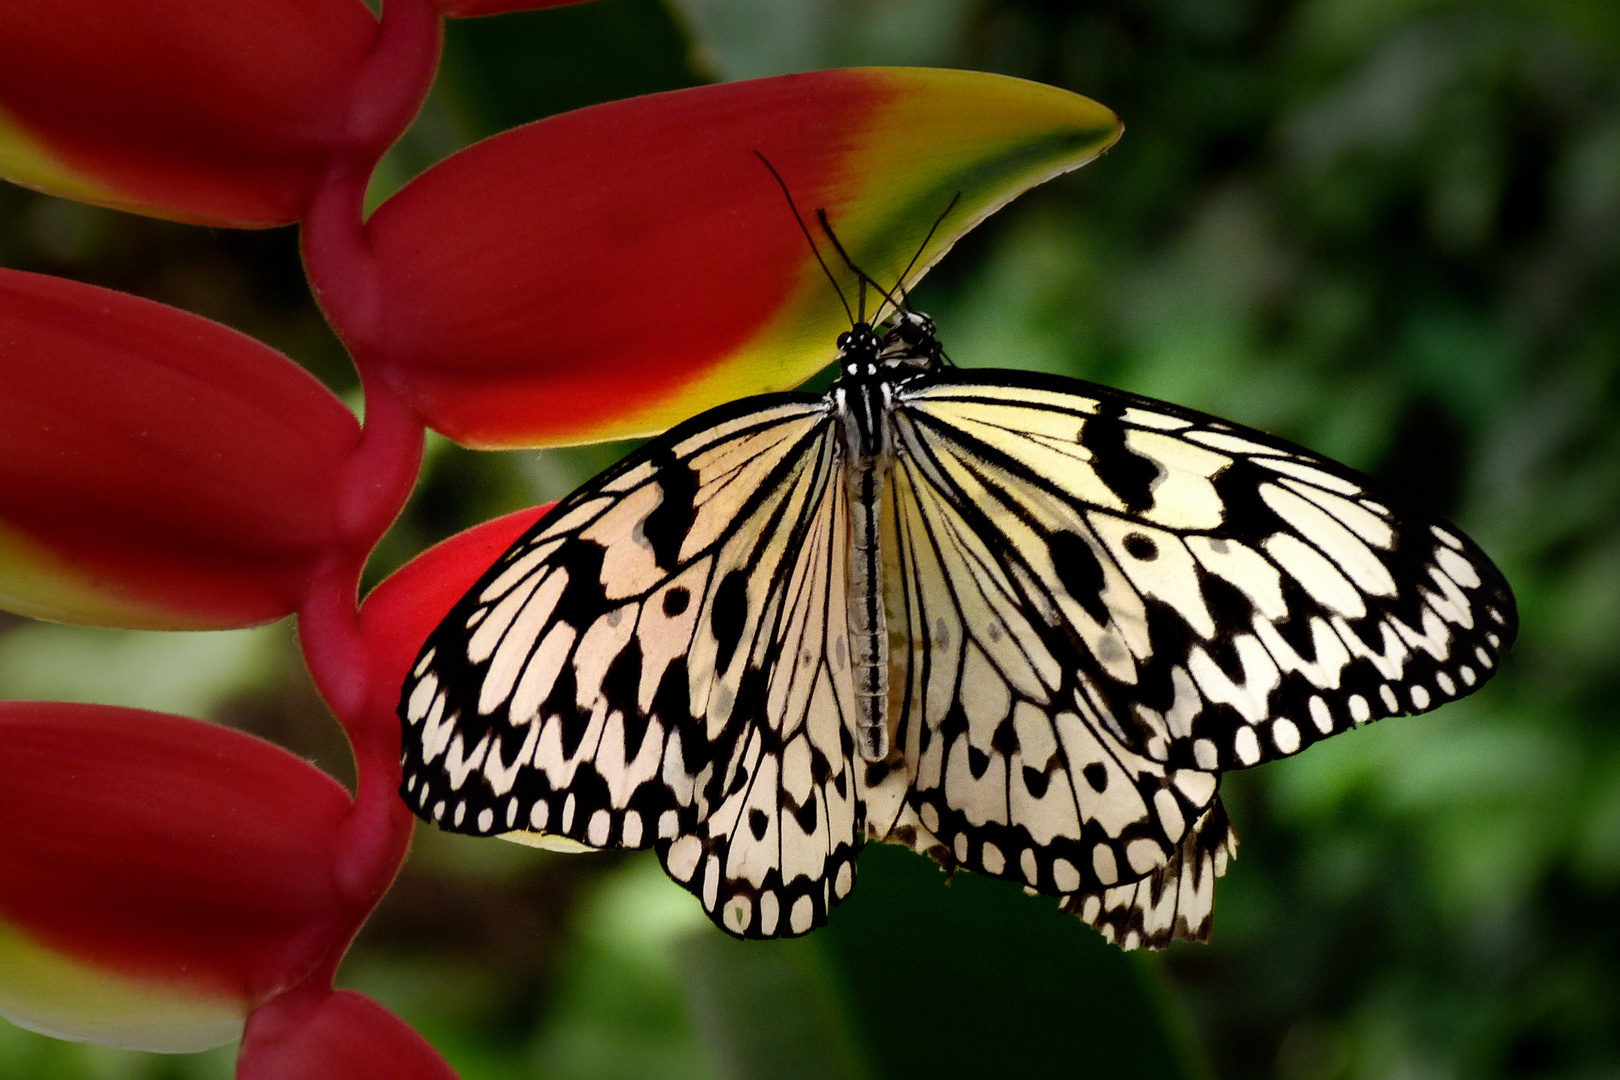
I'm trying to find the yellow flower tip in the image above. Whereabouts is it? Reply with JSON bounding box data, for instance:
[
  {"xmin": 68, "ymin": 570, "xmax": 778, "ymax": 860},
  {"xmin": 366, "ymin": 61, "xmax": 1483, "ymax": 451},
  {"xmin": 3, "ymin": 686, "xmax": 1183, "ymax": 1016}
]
[{"xmin": 0, "ymin": 919, "xmax": 247, "ymax": 1054}]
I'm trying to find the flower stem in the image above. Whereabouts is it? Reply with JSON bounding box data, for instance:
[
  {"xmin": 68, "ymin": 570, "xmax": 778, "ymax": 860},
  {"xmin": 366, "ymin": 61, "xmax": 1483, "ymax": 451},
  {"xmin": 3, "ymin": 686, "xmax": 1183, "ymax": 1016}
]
[{"xmin": 294, "ymin": 0, "xmax": 441, "ymax": 930}]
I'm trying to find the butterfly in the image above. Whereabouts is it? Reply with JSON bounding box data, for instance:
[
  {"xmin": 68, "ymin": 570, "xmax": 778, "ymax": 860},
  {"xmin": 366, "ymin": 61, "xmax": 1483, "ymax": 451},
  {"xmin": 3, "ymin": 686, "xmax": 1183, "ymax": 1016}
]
[{"xmin": 396, "ymin": 291, "xmax": 1516, "ymax": 948}]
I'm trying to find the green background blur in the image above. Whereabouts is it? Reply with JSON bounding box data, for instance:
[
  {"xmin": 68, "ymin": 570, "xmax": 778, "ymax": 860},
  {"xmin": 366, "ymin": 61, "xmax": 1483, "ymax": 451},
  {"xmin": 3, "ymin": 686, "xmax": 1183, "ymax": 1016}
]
[{"xmin": 2, "ymin": 0, "xmax": 1618, "ymax": 1076}]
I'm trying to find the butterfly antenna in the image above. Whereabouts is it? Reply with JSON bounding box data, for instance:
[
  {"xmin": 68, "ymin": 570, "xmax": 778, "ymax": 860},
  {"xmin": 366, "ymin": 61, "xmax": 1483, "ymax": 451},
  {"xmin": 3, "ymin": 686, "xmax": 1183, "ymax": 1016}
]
[
  {"xmin": 889, "ymin": 191, "xmax": 962, "ymax": 311},
  {"xmin": 753, "ymin": 151, "xmax": 854, "ymax": 326},
  {"xmin": 814, "ymin": 208, "xmax": 903, "ymax": 322}
]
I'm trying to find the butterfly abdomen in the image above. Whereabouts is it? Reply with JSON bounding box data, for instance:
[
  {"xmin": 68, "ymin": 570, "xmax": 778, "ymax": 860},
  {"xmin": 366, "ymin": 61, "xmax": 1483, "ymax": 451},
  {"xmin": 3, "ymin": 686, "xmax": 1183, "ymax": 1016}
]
[{"xmin": 837, "ymin": 374, "xmax": 896, "ymax": 762}]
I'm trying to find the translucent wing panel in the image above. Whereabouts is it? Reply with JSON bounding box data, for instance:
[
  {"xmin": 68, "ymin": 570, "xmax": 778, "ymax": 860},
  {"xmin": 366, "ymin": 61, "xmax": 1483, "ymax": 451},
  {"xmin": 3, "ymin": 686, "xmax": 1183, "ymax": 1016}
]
[{"xmin": 667, "ymin": 471, "xmax": 865, "ymax": 938}]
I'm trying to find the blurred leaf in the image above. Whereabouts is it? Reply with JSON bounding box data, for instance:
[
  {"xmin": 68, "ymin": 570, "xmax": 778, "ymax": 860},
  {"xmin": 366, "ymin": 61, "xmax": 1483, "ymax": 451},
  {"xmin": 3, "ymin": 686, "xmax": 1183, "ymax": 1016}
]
[
  {"xmin": 442, "ymin": 0, "xmax": 704, "ymax": 134},
  {"xmin": 821, "ymin": 844, "xmax": 1197, "ymax": 1080},
  {"xmin": 0, "ymin": 1021, "xmax": 234, "ymax": 1080},
  {"xmin": 529, "ymin": 855, "xmax": 713, "ymax": 1080},
  {"xmin": 670, "ymin": 0, "xmax": 972, "ymax": 80},
  {"xmin": 0, "ymin": 622, "xmax": 284, "ymax": 720},
  {"xmin": 673, "ymin": 934, "xmax": 869, "ymax": 1080}
]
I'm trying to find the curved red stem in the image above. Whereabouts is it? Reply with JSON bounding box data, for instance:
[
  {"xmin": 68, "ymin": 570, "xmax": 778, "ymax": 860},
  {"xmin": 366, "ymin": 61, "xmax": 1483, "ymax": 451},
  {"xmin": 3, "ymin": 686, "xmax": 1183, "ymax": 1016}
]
[{"xmin": 293, "ymin": 0, "xmax": 440, "ymax": 954}]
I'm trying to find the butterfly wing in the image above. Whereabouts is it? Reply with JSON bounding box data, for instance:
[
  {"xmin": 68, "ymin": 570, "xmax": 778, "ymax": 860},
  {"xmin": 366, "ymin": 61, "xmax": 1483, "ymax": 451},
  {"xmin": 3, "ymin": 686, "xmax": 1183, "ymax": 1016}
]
[
  {"xmin": 399, "ymin": 393, "xmax": 870, "ymax": 938},
  {"xmin": 884, "ymin": 368, "xmax": 1514, "ymax": 943},
  {"xmin": 880, "ymin": 405, "xmax": 1224, "ymax": 908},
  {"xmin": 1057, "ymin": 800, "xmax": 1237, "ymax": 949}
]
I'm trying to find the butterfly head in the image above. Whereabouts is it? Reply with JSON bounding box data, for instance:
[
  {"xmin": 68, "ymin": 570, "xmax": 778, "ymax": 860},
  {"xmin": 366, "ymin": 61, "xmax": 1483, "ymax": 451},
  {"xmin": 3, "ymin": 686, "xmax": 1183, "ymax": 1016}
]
[
  {"xmin": 837, "ymin": 322, "xmax": 884, "ymax": 378},
  {"xmin": 836, "ymin": 311, "xmax": 944, "ymax": 382}
]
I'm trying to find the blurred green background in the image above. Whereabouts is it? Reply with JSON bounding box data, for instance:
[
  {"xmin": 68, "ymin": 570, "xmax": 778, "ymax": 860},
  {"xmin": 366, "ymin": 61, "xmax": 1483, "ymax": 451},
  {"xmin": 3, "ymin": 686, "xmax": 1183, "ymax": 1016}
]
[{"xmin": 2, "ymin": 0, "xmax": 1618, "ymax": 1076}]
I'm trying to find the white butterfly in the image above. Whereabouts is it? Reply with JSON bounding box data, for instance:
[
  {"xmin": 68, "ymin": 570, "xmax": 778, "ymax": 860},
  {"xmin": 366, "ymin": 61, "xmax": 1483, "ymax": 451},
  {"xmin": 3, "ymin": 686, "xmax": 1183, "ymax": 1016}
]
[{"xmin": 398, "ymin": 308, "xmax": 1514, "ymax": 948}]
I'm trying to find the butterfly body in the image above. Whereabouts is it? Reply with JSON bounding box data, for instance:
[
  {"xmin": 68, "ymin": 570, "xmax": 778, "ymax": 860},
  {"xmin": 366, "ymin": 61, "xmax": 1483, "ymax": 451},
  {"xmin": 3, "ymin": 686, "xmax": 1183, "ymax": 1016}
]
[
  {"xmin": 399, "ymin": 310, "xmax": 1514, "ymax": 947},
  {"xmin": 832, "ymin": 315, "xmax": 940, "ymax": 761}
]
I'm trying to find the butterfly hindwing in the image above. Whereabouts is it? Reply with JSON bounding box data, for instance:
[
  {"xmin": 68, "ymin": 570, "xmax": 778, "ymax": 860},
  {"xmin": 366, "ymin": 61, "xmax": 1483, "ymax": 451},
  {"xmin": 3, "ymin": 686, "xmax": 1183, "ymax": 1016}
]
[
  {"xmin": 883, "ymin": 441, "xmax": 1219, "ymax": 900},
  {"xmin": 1058, "ymin": 798, "xmax": 1238, "ymax": 949}
]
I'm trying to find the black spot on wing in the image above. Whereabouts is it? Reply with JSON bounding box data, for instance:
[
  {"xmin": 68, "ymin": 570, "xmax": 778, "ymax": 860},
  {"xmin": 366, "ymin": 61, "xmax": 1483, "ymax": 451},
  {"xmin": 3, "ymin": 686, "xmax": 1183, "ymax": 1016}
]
[
  {"xmin": 809, "ymin": 744, "xmax": 833, "ymax": 785},
  {"xmin": 663, "ymin": 588, "xmax": 690, "ymax": 616},
  {"xmin": 1208, "ymin": 458, "xmax": 1283, "ymax": 539},
  {"xmin": 1022, "ymin": 765, "xmax": 1051, "ymax": 798},
  {"xmin": 938, "ymin": 701, "xmax": 969, "ymax": 745},
  {"xmin": 603, "ymin": 634, "xmax": 642, "ymax": 711},
  {"xmin": 711, "ymin": 569, "xmax": 749, "ymax": 673},
  {"xmin": 1081, "ymin": 405, "xmax": 1161, "ymax": 513},
  {"xmin": 1123, "ymin": 533, "xmax": 1159, "ymax": 561},
  {"xmin": 992, "ymin": 717, "xmax": 1019, "ymax": 757},
  {"xmin": 641, "ymin": 451, "xmax": 699, "ymax": 570},
  {"xmin": 1203, "ymin": 633, "xmax": 1248, "ymax": 685},
  {"xmin": 1201, "ymin": 570, "xmax": 1257, "ymax": 638},
  {"xmin": 495, "ymin": 721, "xmax": 532, "ymax": 769},
  {"xmin": 545, "ymin": 664, "xmax": 591, "ymax": 759},
  {"xmin": 626, "ymin": 778, "xmax": 680, "ymax": 838},
  {"xmin": 1048, "ymin": 531, "xmax": 1112, "ymax": 627},
  {"xmin": 618, "ymin": 702, "xmax": 651, "ymax": 761},
  {"xmin": 793, "ymin": 792, "xmax": 819, "ymax": 833},
  {"xmin": 1339, "ymin": 615, "xmax": 1384, "ymax": 654},
  {"xmin": 552, "ymin": 539, "xmax": 609, "ymax": 627},
  {"xmin": 1269, "ymin": 576, "xmax": 1328, "ymax": 660},
  {"xmin": 652, "ymin": 663, "xmax": 710, "ymax": 777}
]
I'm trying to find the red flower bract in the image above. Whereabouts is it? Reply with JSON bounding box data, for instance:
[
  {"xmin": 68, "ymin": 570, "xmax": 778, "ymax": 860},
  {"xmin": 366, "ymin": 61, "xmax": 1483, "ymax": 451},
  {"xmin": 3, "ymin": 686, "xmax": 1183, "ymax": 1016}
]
[
  {"xmin": 239, "ymin": 986, "xmax": 458, "ymax": 1080},
  {"xmin": 0, "ymin": 0, "xmax": 382, "ymax": 226},
  {"xmin": 367, "ymin": 68, "xmax": 1120, "ymax": 447},
  {"xmin": 0, "ymin": 704, "xmax": 351, "ymax": 1050},
  {"xmin": 360, "ymin": 505, "xmax": 552, "ymax": 699},
  {"xmin": 0, "ymin": 269, "xmax": 361, "ymax": 630}
]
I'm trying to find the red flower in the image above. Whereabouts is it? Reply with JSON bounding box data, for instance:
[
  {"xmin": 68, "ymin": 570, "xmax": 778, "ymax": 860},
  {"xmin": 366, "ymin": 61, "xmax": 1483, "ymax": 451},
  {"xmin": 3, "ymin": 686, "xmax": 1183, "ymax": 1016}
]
[{"xmin": 0, "ymin": 0, "xmax": 1120, "ymax": 1075}]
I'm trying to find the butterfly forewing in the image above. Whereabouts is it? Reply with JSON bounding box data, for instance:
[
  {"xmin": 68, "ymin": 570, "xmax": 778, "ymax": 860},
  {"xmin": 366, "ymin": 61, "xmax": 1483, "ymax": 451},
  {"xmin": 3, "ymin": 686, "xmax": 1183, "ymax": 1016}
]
[
  {"xmin": 402, "ymin": 395, "xmax": 877, "ymax": 936},
  {"xmin": 894, "ymin": 370, "xmax": 1516, "ymax": 777}
]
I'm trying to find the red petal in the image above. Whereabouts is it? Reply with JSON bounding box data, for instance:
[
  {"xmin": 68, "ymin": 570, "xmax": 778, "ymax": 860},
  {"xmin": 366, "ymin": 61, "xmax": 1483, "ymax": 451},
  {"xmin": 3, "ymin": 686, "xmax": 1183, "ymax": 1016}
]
[
  {"xmin": 0, "ymin": 0, "xmax": 385, "ymax": 226},
  {"xmin": 0, "ymin": 269, "xmax": 361, "ymax": 629},
  {"xmin": 239, "ymin": 987, "xmax": 457, "ymax": 1080},
  {"xmin": 367, "ymin": 68, "xmax": 1119, "ymax": 447},
  {"xmin": 360, "ymin": 506, "xmax": 550, "ymax": 698},
  {"xmin": 0, "ymin": 703, "xmax": 353, "ymax": 1047}
]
